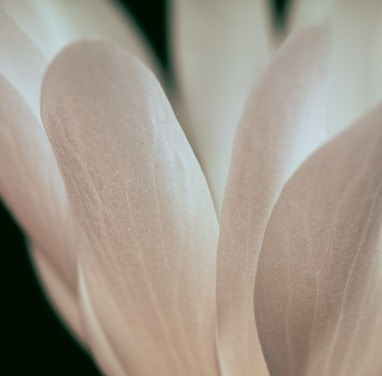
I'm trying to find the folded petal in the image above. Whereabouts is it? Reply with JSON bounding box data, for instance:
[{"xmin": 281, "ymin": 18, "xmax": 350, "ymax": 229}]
[
  {"xmin": 0, "ymin": 75, "xmax": 80, "ymax": 337},
  {"xmin": 216, "ymin": 23, "xmax": 332, "ymax": 376},
  {"xmin": 0, "ymin": 0, "xmax": 157, "ymax": 72},
  {"xmin": 289, "ymin": 0, "xmax": 382, "ymax": 135},
  {"xmin": 255, "ymin": 102, "xmax": 382, "ymax": 375},
  {"xmin": 171, "ymin": 0, "xmax": 271, "ymax": 210},
  {"xmin": 42, "ymin": 40, "xmax": 220, "ymax": 375}
]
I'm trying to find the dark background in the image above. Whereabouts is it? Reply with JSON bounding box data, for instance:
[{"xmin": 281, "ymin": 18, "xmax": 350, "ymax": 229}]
[{"xmin": 1, "ymin": 0, "xmax": 288, "ymax": 374}]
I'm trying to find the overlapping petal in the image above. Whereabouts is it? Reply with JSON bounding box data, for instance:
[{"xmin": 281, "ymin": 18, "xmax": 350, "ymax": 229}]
[
  {"xmin": 0, "ymin": 0, "xmax": 163, "ymax": 348},
  {"xmin": 216, "ymin": 23, "xmax": 332, "ymax": 376},
  {"xmin": 0, "ymin": 10, "xmax": 46, "ymax": 118},
  {"xmin": 0, "ymin": 0, "xmax": 156, "ymax": 73},
  {"xmin": 0, "ymin": 75, "xmax": 81, "ymax": 337},
  {"xmin": 0, "ymin": 9, "xmax": 87, "ymax": 341},
  {"xmin": 41, "ymin": 40, "xmax": 220, "ymax": 376},
  {"xmin": 255, "ymin": 103, "xmax": 382, "ymax": 376},
  {"xmin": 31, "ymin": 245, "xmax": 83, "ymax": 342},
  {"xmin": 290, "ymin": 0, "xmax": 382, "ymax": 135},
  {"xmin": 171, "ymin": 0, "xmax": 271, "ymax": 210}
]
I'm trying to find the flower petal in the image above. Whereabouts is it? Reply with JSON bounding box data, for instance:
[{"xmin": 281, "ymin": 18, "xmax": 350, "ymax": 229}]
[
  {"xmin": 368, "ymin": 9, "xmax": 382, "ymax": 109},
  {"xmin": 0, "ymin": 0, "xmax": 156, "ymax": 71},
  {"xmin": 0, "ymin": 75, "xmax": 80, "ymax": 336},
  {"xmin": 216, "ymin": 23, "xmax": 332, "ymax": 376},
  {"xmin": 171, "ymin": 0, "xmax": 271, "ymax": 210},
  {"xmin": 78, "ymin": 265, "xmax": 127, "ymax": 376},
  {"xmin": 41, "ymin": 40, "xmax": 220, "ymax": 375},
  {"xmin": 31, "ymin": 245, "xmax": 84, "ymax": 342},
  {"xmin": 0, "ymin": 9, "xmax": 46, "ymax": 118},
  {"xmin": 289, "ymin": 0, "xmax": 382, "ymax": 135},
  {"xmin": 255, "ymin": 102, "xmax": 382, "ymax": 375}
]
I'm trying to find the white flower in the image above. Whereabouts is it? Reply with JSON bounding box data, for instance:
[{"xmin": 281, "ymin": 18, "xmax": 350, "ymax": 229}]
[{"xmin": 0, "ymin": 0, "xmax": 381, "ymax": 375}]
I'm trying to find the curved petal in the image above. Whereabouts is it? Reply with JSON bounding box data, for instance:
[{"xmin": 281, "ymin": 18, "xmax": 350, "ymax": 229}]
[
  {"xmin": 216, "ymin": 23, "xmax": 332, "ymax": 376},
  {"xmin": 0, "ymin": 9, "xmax": 46, "ymax": 119},
  {"xmin": 0, "ymin": 74, "xmax": 80, "ymax": 337},
  {"xmin": 31, "ymin": 245, "xmax": 84, "ymax": 343},
  {"xmin": 78, "ymin": 265, "xmax": 127, "ymax": 376},
  {"xmin": 0, "ymin": 0, "xmax": 157, "ymax": 72},
  {"xmin": 41, "ymin": 40, "xmax": 220, "ymax": 375},
  {"xmin": 289, "ymin": 0, "xmax": 382, "ymax": 135},
  {"xmin": 171, "ymin": 0, "xmax": 271, "ymax": 210},
  {"xmin": 255, "ymin": 102, "xmax": 382, "ymax": 376}
]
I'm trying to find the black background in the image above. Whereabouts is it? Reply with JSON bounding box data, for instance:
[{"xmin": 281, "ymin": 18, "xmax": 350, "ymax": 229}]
[{"xmin": 1, "ymin": 0, "xmax": 288, "ymax": 374}]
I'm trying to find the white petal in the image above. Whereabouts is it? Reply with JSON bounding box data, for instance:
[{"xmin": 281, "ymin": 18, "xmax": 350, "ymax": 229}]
[
  {"xmin": 31, "ymin": 245, "xmax": 84, "ymax": 342},
  {"xmin": 78, "ymin": 265, "xmax": 127, "ymax": 376},
  {"xmin": 255, "ymin": 103, "xmax": 382, "ymax": 376},
  {"xmin": 216, "ymin": 23, "xmax": 332, "ymax": 376},
  {"xmin": 0, "ymin": 74, "xmax": 80, "ymax": 337},
  {"xmin": 0, "ymin": 0, "xmax": 156, "ymax": 71},
  {"xmin": 0, "ymin": 9, "xmax": 46, "ymax": 118},
  {"xmin": 289, "ymin": 0, "xmax": 382, "ymax": 135},
  {"xmin": 42, "ymin": 40, "xmax": 220, "ymax": 375},
  {"xmin": 171, "ymin": 0, "xmax": 271, "ymax": 210}
]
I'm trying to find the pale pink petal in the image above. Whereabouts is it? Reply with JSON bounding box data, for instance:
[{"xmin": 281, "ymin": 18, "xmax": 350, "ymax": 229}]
[
  {"xmin": 255, "ymin": 103, "xmax": 382, "ymax": 376},
  {"xmin": 0, "ymin": 0, "xmax": 157, "ymax": 72},
  {"xmin": 41, "ymin": 40, "xmax": 220, "ymax": 375},
  {"xmin": 0, "ymin": 75, "xmax": 81, "ymax": 337},
  {"xmin": 216, "ymin": 24, "xmax": 332, "ymax": 376},
  {"xmin": 171, "ymin": 0, "xmax": 271, "ymax": 210},
  {"xmin": 31, "ymin": 245, "xmax": 84, "ymax": 343},
  {"xmin": 289, "ymin": 0, "xmax": 382, "ymax": 135}
]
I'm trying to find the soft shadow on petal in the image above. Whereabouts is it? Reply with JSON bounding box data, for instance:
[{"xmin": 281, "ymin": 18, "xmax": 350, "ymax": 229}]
[
  {"xmin": 0, "ymin": 75, "xmax": 82, "ymax": 337},
  {"xmin": 216, "ymin": 23, "xmax": 332, "ymax": 376},
  {"xmin": 42, "ymin": 40, "xmax": 220, "ymax": 376},
  {"xmin": 289, "ymin": 0, "xmax": 382, "ymax": 135},
  {"xmin": 78, "ymin": 264, "xmax": 128, "ymax": 376},
  {"xmin": 31, "ymin": 244, "xmax": 84, "ymax": 343},
  {"xmin": 255, "ymin": 102, "xmax": 382, "ymax": 376},
  {"xmin": 0, "ymin": 0, "xmax": 157, "ymax": 73},
  {"xmin": 171, "ymin": 0, "xmax": 271, "ymax": 211},
  {"xmin": 0, "ymin": 10, "xmax": 46, "ymax": 119}
]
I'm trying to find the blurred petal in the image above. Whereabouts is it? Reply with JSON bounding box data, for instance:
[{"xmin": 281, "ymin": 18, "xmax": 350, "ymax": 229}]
[
  {"xmin": 0, "ymin": 0, "xmax": 157, "ymax": 72},
  {"xmin": 171, "ymin": 0, "xmax": 271, "ymax": 210},
  {"xmin": 255, "ymin": 103, "xmax": 382, "ymax": 376},
  {"xmin": 0, "ymin": 9, "xmax": 46, "ymax": 118},
  {"xmin": 32, "ymin": 245, "xmax": 84, "ymax": 342},
  {"xmin": 368, "ymin": 10, "xmax": 382, "ymax": 109},
  {"xmin": 42, "ymin": 40, "xmax": 220, "ymax": 375},
  {"xmin": 78, "ymin": 266, "xmax": 127, "ymax": 376},
  {"xmin": 0, "ymin": 74, "xmax": 80, "ymax": 337},
  {"xmin": 289, "ymin": 0, "xmax": 333, "ymax": 27},
  {"xmin": 289, "ymin": 0, "xmax": 382, "ymax": 135},
  {"xmin": 216, "ymin": 24, "xmax": 331, "ymax": 376}
]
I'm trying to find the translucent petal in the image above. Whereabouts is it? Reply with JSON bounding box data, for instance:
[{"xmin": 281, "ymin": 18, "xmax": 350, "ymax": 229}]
[
  {"xmin": 171, "ymin": 0, "xmax": 271, "ymax": 210},
  {"xmin": 0, "ymin": 0, "xmax": 156, "ymax": 71},
  {"xmin": 255, "ymin": 103, "xmax": 382, "ymax": 376},
  {"xmin": 31, "ymin": 245, "xmax": 84, "ymax": 342},
  {"xmin": 289, "ymin": 0, "xmax": 382, "ymax": 135},
  {"xmin": 41, "ymin": 40, "xmax": 220, "ymax": 375},
  {"xmin": 216, "ymin": 23, "xmax": 332, "ymax": 376},
  {"xmin": 0, "ymin": 75, "xmax": 80, "ymax": 336},
  {"xmin": 0, "ymin": 10, "xmax": 46, "ymax": 118}
]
